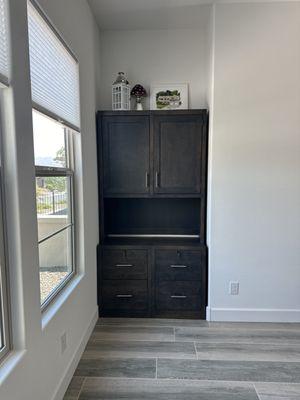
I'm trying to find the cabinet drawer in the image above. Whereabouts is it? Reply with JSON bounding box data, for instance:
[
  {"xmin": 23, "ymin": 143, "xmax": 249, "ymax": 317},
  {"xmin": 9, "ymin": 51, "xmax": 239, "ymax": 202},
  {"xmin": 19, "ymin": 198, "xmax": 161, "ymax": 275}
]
[
  {"xmin": 156, "ymin": 281, "xmax": 202, "ymax": 311},
  {"xmin": 155, "ymin": 248, "xmax": 206, "ymax": 281},
  {"xmin": 102, "ymin": 280, "xmax": 148, "ymax": 311},
  {"xmin": 102, "ymin": 249, "xmax": 148, "ymax": 279}
]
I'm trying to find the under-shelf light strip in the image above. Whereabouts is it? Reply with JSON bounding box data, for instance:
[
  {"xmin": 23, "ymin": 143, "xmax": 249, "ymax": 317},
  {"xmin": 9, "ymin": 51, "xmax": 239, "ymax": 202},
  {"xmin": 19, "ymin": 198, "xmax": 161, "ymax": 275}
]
[{"xmin": 107, "ymin": 234, "xmax": 200, "ymax": 238}]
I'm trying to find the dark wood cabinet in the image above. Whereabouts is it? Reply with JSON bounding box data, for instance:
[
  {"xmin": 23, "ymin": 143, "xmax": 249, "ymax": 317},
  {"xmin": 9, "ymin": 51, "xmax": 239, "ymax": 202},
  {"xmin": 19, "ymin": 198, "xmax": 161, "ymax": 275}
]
[
  {"xmin": 157, "ymin": 281, "xmax": 203, "ymax": 312},
  {"xmin": 153, "ymin": 114, "xmax": 204, "ymax": 194},
  {"xmin": 155, "ymin": 248, "xmax": 206, "ymax": 281},
  {"xmin": 97, "ymin": 110, "xmax": 208, "ymax": 319},
  {"xmin": 154, "ymin": 247, "xmax": 207, "ymax": 318},
  {"xmin": 102, "ymin": 279, "xmax": 148, "ymax": 313},
  {"xmin": 99, "ymin": 244, "xmax": 207, "ymax": 318},
  {"xmin": 100, "ymin": 111, "xmax": 207, "ymax": 197},
  {"xmin": 102, "ymin": 115, "xmax": 150, "ymax": 195}
]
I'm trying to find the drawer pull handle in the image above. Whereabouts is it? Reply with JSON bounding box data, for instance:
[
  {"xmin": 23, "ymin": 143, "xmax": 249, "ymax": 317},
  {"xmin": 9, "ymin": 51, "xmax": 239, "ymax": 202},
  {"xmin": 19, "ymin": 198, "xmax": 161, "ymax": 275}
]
[
  {"xmin": 116, "ymin": 294, "xmax": 133, "ymax": 298},
  {"xmin": 115, "ymin": 264, "xmax": 134, "ymax": 268},
  {"xmin": 145, "ymin": 172, "xmax": 150, "ymax": 188},
  {"xmin": 171, "ymin": 295, "xmax": 187, "ymax": 299},
  {"xmin": 170, "ymin": 265, "xmax": 188, "ymax": 269},
  {"xmin": 155, "ymin": 172, "xmax": 160, "ymax": 188}
]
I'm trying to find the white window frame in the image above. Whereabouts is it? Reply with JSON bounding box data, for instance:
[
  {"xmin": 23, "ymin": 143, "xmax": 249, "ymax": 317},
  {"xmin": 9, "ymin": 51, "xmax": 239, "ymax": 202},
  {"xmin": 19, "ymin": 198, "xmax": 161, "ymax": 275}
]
[
  {"xmin": 36, "ymin": 125, "xmax": 76, "ymax": 310},
  {"xmin": 0, "ymin": 116, "xmax": 11, "ymax": 363}
]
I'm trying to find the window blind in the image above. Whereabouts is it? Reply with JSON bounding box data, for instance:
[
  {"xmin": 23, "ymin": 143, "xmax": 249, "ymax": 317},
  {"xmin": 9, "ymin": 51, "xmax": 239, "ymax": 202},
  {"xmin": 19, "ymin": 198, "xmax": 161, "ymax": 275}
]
[
  {"xmin": 0, "ymin": 0, "xmax": 9, "ymax": 86},
  {"xmin": 28, "ymin": 1, "xmax": 80, "ymax": 131}
]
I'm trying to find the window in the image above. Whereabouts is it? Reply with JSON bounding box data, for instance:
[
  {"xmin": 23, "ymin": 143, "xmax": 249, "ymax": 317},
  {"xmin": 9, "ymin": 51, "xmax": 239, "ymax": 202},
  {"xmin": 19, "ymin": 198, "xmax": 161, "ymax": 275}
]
[
  {"xmin": 28, "ymin": 1, "xmax": 80, "ymax": 308},
  {"xmin": 33, "ymin": 110, "xmax": 75, "ymax": 307},
  {"xmin": 0, "ymin": 0, "xmax": 10, "ymax": 363}
]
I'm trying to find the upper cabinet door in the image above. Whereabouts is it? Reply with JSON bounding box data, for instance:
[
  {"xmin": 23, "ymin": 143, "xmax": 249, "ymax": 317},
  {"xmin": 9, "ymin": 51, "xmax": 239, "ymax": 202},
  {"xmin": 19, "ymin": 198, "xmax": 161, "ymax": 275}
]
[
  {"xmin": 153, "ymin": 113, "xmax": 206, "ymax": 194},
  {"xmin": 102, "ymin": 115, "xmax": 150, "ymax": 195}
]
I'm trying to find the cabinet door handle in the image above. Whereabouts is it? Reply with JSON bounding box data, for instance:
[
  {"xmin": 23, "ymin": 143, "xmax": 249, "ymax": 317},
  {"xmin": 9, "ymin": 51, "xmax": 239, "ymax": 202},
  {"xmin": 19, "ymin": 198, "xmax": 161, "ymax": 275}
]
[
  {"xmin": 171, "ymin": 295, "xmax": 187, "ymax": 299},
  {"xmin": 116, "ymin": 294, "xmax": 133, "ymax": 298},
  {"xmin": 145, "ymin": 172, "xmax": 150, "ymax": 188},
  {"xmin": 115, "ymin": 264, "xmax": 134, "ymax": 268},
  {"xmin": 170, "ymin": 265, "xmax": 188, "ymax": 269},
  {"xmin": 155, "ymin": 172, "xmax": 160, "ymax": 188}
]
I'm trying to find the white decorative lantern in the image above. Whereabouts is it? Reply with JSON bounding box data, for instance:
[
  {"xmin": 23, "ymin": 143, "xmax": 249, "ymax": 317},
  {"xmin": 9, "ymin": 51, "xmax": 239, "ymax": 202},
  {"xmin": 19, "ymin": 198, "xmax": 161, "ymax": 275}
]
[{"xmin": 112, "ymin": 72, "xmax": 130, "ymax": 111}]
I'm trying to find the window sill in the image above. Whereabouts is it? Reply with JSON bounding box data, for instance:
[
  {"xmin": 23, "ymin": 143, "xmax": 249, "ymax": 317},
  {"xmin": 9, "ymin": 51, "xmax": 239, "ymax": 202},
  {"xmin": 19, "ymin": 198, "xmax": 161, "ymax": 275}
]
[
  {"xmin": 42, "ymin": 273, "xmax": 84, "ymax": 331},
  {"xmin": 0, "ymin": 350, "xmax": 26, "ymax": 385}
]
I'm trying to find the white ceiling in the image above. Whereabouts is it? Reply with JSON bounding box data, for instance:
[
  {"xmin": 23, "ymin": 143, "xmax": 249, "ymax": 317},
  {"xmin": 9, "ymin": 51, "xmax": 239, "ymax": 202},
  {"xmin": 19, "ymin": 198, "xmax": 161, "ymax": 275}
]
[
  {"xmin": 88, "ymin": 0, "xmax": 212, "ymax": 30},
  {"xmin": 88, "ymin": 0, "xmax": 296, "ymax": 30}
]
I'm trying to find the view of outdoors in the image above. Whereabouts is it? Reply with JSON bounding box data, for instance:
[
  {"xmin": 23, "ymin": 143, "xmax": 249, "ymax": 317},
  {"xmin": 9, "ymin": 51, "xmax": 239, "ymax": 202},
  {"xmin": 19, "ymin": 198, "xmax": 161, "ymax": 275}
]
[
  {"xmin": 33, "ymin": 110, "xmax": 73, "ymax": 304},
  {"xmin": 33, "ymin": 110, "xmax": 66, "ymax": 168}
]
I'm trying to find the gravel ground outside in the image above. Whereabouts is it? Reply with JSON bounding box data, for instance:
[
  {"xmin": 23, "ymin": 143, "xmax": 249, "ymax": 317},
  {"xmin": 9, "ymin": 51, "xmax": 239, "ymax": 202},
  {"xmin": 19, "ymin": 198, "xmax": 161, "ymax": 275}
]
[{"xmin": 40, "ymin": 271, "xmax": 69, "ymax": 303}]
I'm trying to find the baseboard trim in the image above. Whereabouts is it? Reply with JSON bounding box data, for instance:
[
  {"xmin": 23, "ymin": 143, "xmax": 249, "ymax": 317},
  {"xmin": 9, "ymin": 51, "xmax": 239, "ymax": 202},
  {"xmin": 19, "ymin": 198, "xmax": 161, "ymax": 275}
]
[
  {"xmin": 52, "ymin": 307, "xmax": 98, "ymax": 400},
  {"xmin": 209, "ymin": 307, "xmax": 300, "ymax": 323},
  {"xmin": 206, "ymin": 306, "xmax": 211, "ymax": 321}
]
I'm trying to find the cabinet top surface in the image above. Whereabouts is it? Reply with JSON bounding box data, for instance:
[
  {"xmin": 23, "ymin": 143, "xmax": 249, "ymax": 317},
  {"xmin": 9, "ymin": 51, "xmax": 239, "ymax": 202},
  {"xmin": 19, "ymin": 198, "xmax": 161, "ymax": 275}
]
[
  {"xmin": 102, "ymin": 237, "xmax": 205, "ymax": 247},
  {"xmin": 98, "ymin": 109, "xmax": 208, "ymax": 117}
]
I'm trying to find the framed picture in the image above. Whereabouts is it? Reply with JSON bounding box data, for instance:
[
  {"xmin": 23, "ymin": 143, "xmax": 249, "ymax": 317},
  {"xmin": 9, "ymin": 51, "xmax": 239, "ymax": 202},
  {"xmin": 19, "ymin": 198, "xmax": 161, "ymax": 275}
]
[{"xmin": 150, "ymin": 83, "xmax": 188, "ymax": 110}]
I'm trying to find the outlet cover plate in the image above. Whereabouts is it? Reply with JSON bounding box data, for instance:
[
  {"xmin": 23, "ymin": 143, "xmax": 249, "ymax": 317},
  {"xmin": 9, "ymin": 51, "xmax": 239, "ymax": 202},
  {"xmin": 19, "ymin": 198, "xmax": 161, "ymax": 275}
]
[
  {"xmin": 229, "ymin": 281, "xmax": 239, "ymax": 295},
  {"xmin": 61, "ymin": 332, "xmax": 67, "ymax": 354}
]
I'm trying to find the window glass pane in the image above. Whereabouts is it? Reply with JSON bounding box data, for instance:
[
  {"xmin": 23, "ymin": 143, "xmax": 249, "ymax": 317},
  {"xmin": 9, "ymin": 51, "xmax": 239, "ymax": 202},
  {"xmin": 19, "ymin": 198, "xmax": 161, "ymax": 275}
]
[
  {"xmin": 33, "ymin": 110, "xmax": 66, "ymax": 168},
  {"xmin": 39, "ymin": 226, "xmax": 73, "ymax": 304},
  {"xmin": 36, "ymin": 176, "xmax": 72, "ymax": 241}
]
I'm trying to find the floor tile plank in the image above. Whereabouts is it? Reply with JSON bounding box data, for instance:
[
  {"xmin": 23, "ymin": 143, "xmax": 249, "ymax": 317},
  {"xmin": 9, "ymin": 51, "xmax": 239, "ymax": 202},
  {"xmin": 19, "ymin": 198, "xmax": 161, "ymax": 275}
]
[
  {"xmin": 175, "ymin": 327, "xmax": 300, "ymax": 344},
  {"xmin": 92, "ymin": 325, "xmax": 174, "ymax": 341},
  {"xmin": 157, "ymin": 359, "xmax": 300, "ymax": 383},
  {"xmin": 208, "ymin": 322, "xmax": 300, "ymax": 331},
  {"xmin": 97, "ymin": 318, "xmax": 209, "ymax": 328},
  {"xmin": 75, "ymin": 358, "xmax": 156, "ymax": 379},
  {"xmin": 63, "ymin": 376, "xmax": 85, "ymax": 400},
  {"xmin": 79, "ymin": 378, "xmax": 259, "ymax": 400},
  {"xmin": 195, "ymin": 342, "xmax": 300, "ymax": 362},
  {"xmin": 83, "ymin": 340, "xmax": 196, "ymax": 359},
  {"xmin": 254, "ymin": 383, "xmax": 300, "ymax": 399}
]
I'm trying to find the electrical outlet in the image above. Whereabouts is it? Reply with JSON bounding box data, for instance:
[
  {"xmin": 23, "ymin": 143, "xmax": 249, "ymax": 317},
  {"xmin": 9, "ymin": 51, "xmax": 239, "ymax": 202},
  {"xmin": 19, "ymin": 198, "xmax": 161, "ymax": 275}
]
[
  {"xmin": 61, "ymin": 332, "xmax": 67, "ymax": 354},
  {"xmin": 229, "ymin": 281, "xmax": 239, "ymax": 295}
]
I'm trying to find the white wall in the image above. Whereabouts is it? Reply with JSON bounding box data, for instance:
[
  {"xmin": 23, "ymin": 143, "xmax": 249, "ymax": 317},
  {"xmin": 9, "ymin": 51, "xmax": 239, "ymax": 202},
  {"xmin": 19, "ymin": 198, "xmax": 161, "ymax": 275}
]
[
  {"xmin": 0, "ymin": 1, "xmax": 100, "ymax": 399},
  {"xmin": 208, "ymin": 2, "xmax": 300, "ymax": 322},
  {"xmin": 99, "ymin": 27, "xmax": 211, "ymax": 110}
]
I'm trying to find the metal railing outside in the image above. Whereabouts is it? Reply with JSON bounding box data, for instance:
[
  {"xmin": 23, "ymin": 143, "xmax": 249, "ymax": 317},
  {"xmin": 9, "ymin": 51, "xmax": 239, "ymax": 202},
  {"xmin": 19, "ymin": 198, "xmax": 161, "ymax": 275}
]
[{"xmin": 36, "ymin": 192, "xmax": 67, "ymax": 215}]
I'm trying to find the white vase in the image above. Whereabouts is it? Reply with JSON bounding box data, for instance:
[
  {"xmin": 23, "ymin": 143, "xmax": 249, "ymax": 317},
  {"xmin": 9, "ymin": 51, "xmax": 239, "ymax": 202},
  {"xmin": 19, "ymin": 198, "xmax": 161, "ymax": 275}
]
[{"xmin": 136, "ymin": 97, "xmax": 143, "ymax": 110}]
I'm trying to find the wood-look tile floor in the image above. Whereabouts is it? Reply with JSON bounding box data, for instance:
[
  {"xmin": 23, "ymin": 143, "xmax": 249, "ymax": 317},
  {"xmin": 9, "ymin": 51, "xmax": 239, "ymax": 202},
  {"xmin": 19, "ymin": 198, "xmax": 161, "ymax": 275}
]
[{"xmin": 63, "ymin": 318, "xmax": 300, "ymax": 400}]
